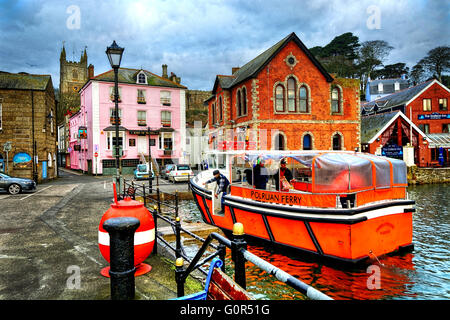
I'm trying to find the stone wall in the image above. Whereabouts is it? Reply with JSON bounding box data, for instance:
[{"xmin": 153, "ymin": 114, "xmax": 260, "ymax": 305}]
[
  {"xmin": 0, "ymin": 84, "xmax": 57, "ymax": 182},
  {"xmin": 408, "ymin": 166, "xmax": 450, "ymax": 184}
]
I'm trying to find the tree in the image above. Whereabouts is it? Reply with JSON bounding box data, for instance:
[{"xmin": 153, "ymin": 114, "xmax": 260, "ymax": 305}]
[
  {"xmin": 356, "ymin": 40, "xmax": 394, "ymax": 93},
  {"xmin": 409, "ymin": 63, "xmax": 426, "ymax": 85},
  {"xmin": 310, "ymin": 32, "xmax": 360, "ymax": 78},
  {"xmin": 418, "ymin": 46, "xmax": 450, "ymax": 83},
  {"xmin": 372, "ymin": 63, "xmax": 409, "ymax": 79}
]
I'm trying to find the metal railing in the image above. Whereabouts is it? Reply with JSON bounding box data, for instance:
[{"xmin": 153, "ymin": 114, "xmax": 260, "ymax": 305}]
[{"xmin": 119, "ymin": 177, "xmax": 332, "ymax": 300}]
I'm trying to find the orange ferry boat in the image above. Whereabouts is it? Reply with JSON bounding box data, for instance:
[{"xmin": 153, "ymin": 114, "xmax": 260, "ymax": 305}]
[{"xmin": 189, "ymin": 151, "xmax": 414, "ymax": 264}]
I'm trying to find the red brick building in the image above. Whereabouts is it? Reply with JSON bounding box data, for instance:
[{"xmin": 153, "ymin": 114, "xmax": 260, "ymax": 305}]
[
  {"xmin": 206, "ymin": 32, "xmax": 360, "ymax": 152},
  {"xmin": 362, "ymin": 79, "xmax": 450, "ymax": 166}
]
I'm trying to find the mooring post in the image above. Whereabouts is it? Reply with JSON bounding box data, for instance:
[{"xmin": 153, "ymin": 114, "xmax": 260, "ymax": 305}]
[
  {"xmin": 102, "ymin": 217, "xmax": 140, "ymax": 300},
  {"xmin": 175, "ymin": 216, "xmax": 182, "ymax": 259},
  {"xmin": 156, "ymin": 187, "xmax": 161, "ymax": 214},
  {"xmin": 142, "ymin": 184, "xmax": 146, "ymax": 206},
  {"xmin": 218, "ymin": 243, "xmax": 227, "ymax": 273},
  {"xmin": 231, "ymin": 222, "xmax": 247, "ymax": 290},
  {"xmin": 175, "ymin": 257, "xmax": 185, "ymax": 297},
  {"xmin": 152, "ymin": 205, "xmax": 158, "ymax": 255},
  {"xmin": 175, "ymin": 190, "xmax": 179, "ymax": 218}
]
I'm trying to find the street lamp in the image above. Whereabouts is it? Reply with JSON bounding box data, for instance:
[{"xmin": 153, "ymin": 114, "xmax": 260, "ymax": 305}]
[{"xmin": 106, "ymin": 40, "xmax": 124, "ymax": 198}]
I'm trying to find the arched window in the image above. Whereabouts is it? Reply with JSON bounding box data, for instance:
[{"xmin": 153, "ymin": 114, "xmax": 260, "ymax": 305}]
[
  {"xmin": 237, "ymin": 90, "xmax": 242, "ymax": 116},
  {"xmin": 299, "ymin": 86, "xmax": 308, "ymax": 113},
  {"xmin": 218, "ymin": 96, "xmax": 223, "ymax": 121},
  {"xmin": 212, "ymin": 103, "xmax": 216, "ymax": 124},
  {"xmin": 332, "ymin": 133, "xmax": 342, "ymax": 150},
  {"xmin": 274, "ymin": 133, "xmax": 286, "ymax": 150},
  {"xmin": 138, "ymin": 73, "xmax": 146, "ymax": 84},
  {"xmin": 303, "ymin": 134, "xmax": 312, "ymax": 150},
  {"xmin": 72, "ymin": 70, "xmax": 78, "ymax": 80},
  {"xmin": 331, "ymin": 87, "xmax": 340, "ymax": 114},
  {"xmin": 287, "ymin": 78, "xmax": 296, "ymax": 112},
  {"xmin": 242, "ymin": 87, "xmax": 247, "ymax": 115},
  {"xmin": 275, "ymin": 85, "xmax": 285, "ymax": 112}
]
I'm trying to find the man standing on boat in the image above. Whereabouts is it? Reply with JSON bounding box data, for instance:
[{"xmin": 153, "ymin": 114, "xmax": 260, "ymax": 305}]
[
  {"xmin": 253, "ymin": 158, "xmax": 269, "ymax": 190},
  {"xmin": 203, "ymin": 169, "xmax": 230, "ymax": 213},
  {"xmin": 274, "ymin": 158, "xmax": 293, "ymax": 191}
]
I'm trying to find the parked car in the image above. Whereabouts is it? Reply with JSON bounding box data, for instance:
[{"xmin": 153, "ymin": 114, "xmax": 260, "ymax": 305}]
[
  {"xmin": 167, "ymin": 164, "xmax": 194, "ymax": 183},
  {"xmin": 133, "ymin": 163, "xmax": 154, "ymax": 180},
  {"xmin": 0, "ymin": 173, "xmax": 36, "ymax": 195},
  {"xmin": 161, "ymin": 164, "xmax": 175, "ymax": 180}
]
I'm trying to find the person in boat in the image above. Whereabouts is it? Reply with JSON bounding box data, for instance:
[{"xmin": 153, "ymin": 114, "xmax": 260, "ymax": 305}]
[
  {"xmin": 203, "ymin": 169, "xmax": 230, "ymax": 212},
  {"xmin": 253, "ymin": 158, "xmax": 269, "ymax": 190},
  {"xmin": 274, "ymin": 158, "xmax": 293, "ymax": 191}
]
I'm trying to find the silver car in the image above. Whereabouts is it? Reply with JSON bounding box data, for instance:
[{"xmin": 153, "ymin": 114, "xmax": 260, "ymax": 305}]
[{"xmin": 0, "ymin": 173, "xmax": 37, "ymax": 195}]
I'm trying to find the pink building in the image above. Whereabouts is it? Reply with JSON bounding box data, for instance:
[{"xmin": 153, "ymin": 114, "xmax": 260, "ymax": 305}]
[
  {"xmin": 71, "ymin": 66, "xmax": 187, "ymax": 175},
  {"xmin": 68, "ymin": 110, "xmax": 83, "ymax": 170}
]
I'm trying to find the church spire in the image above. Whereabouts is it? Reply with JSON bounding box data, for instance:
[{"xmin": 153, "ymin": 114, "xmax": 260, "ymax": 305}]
[
  {"xmin": 60, "ymin": 42, "xmax": 66, "ymax": 61},
  {"xmin": 81, "ymin": 46, "xmax": 87, "ymax": 63}
]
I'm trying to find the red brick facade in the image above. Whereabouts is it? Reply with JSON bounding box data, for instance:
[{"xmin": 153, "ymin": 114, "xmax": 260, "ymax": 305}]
[
  {"xmin": 408, "ymin": 81, "xmax": 449, "ymax": 135},
  {"xmin": 207, "ymin": 33, "xmax": 360, "ymax": 152}
]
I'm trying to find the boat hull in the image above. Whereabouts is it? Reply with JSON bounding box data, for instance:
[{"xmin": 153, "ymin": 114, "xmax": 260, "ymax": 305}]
[{"xmin": 190, "ymin": 180, "xmax": 414, "ymax": 265}]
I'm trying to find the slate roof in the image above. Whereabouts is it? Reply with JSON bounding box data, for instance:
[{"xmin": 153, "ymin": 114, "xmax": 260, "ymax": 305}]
[
  {"xmin": 210, "ymin": 32, "xmax": 333, "ymax": 95},
  {"xmin": 361, "ymin": 110, "xmax": 428, "ymax": 144},
  {"xmin": 90, "ymin": 68, "xmax": 187, "ymax": 89},
  {"xmin": 0, "ymin": 71, "xmax": 51, "ymax": 91},
  {"xmin": 360, "ymin": 111, "xmax": 399, "ymax": 144},
  {"xmin": 368, "ymin": 78, "xmax": 410, "ymax": 95},
  {"xmin": 362, "ymin": 79, "xmax": 434, "ymax": 113}
]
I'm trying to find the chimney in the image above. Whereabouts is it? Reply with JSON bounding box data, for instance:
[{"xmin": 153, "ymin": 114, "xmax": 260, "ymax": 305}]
[
  {"xmin": 88, "ymin": 64, "xmax": 94, "ymax": 79},
  {"xmin": 162, "ymin": 64, "xmax": 168, "ymax": 78},
  {"xmin": 232, "ymin": 67, "xmax": 240, "ymax": 74}
]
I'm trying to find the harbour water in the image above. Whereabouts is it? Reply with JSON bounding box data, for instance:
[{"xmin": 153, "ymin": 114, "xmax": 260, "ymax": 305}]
[{"xmin": 178, "ymin": 183, "xmax": 449, "ymax": 300}]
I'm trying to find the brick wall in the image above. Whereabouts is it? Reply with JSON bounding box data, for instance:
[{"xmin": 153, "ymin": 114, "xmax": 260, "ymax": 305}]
[
  {"xmin": 0, "ymin": 84, "xmax": 57, "ymax": 181},
  {"xmin": 208, "ymin": 38, "xmax": 361, "ymax": 151}
]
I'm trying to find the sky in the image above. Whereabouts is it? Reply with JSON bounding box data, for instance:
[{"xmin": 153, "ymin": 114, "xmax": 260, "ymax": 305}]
[{"xmin": 0, "ymin": 0, "xmax": 448, "ymax": 91}]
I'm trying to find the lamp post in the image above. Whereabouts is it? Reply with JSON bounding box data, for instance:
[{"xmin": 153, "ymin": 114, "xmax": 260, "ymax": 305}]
[{"xmin": 106, "ymin": 41, "xmax": 124, "ymax": 198}]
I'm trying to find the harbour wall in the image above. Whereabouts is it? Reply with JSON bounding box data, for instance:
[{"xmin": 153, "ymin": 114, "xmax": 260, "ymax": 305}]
[{"xmin": 408, "ymin": 166, "xmax": 450, "ymax": 185}]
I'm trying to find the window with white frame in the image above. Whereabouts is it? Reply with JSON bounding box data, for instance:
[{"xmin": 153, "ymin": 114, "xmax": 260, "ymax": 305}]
[
  {"xmin": 422, "ymin": 99, "xmax": 432, "ymax": 111},
  {"xmin": 137, "ymin": 72, "xmax": 146, "ymax": 84},
  {"xmin": 106, "ymin": 131, "xmax": 126, "ymax": 150},
  {"xmin": 110, "ymin": 108, "xmax": 122, "ymax": 124},
  {"xmin": 161, "ymin": 111, "xmax": 171, "ymax": 127},
  {"xmin": 160, "ymin": 91, "xmax": 171, "ymax": 105},
  {"xmin": 137, "ymin": 110, "xmax": 146, "ymax": 126},
  {"xmin": 159, "ymin": 132, "xmax": 173, "ymax": 150},
  {"xmin": 109, "ymin": 86, "xmax": 122, "ymax": 102},
  {"xmin": 137, "ymin": 89, "xmax": 146, "ymax": 103}
]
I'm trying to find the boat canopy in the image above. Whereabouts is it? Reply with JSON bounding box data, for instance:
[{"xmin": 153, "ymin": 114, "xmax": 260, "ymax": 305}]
[{"xmin": 245, "ymin": 151, "xmax": 407, "ymax": 193}]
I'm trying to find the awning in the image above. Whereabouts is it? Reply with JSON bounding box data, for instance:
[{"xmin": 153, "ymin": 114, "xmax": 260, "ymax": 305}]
[
  {"xmin": 426, "ymin": 133, "xmax": 450, "ymax": 148},
  {"xmin": 103, "ymin": 126, "xmax": 128, "ymax": 132}
]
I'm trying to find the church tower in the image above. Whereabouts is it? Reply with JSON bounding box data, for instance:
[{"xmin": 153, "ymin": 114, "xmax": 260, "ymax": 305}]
[
  {"xmin": 59, "ymin": 44, "xmax": 92, "ymax": 95},
  {"xmin": 58, "ymin": 44, "xmax": 94, "ymax": 120}
]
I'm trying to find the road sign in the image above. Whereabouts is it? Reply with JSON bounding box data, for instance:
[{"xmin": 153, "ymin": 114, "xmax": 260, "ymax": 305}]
[
  {"xmin": 94, "ymin": 152, "xmax": 98, "ymax": 157},
  {"xmin": 3, "ymin": 141, "xmax": 12, "ymax": 152}
]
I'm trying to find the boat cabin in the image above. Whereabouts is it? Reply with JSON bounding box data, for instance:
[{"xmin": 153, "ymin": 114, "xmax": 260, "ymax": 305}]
[{"xmin": 201, "ymin": 150, "xmax": 408, "ymax": 210}]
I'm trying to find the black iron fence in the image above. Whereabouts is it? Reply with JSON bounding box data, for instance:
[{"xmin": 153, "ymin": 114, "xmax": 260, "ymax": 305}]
[{"xmin": 117, "ymin": 178, "xmax": 332, "ymax": 300}]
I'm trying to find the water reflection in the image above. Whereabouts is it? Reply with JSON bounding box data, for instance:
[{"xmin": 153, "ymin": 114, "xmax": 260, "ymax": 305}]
[{"xmin": 177, "ymin": 184, "xmax": 449, "ymax": 300}]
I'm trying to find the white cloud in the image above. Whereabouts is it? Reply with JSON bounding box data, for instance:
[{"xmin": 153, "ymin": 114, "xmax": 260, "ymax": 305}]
[{"xmin": 0, "ymin": 0, "xmax": 447, "ymax": 90}]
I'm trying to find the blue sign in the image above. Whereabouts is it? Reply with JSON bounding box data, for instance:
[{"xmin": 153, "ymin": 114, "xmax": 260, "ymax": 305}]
[
  {"xmin": 42, "ymin": 161, "xmax": 47, "ymax": 179},
  {"xmin": 382, "ymin": 144, "xmax": 403, "ymax": 159},
  {"xmin": 418, "ymin": 113, "xmax": 450, "ymax": 120},
  {"xmin": 13, "ymin": 152, "xmax": 32, "ymax": 169}
]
